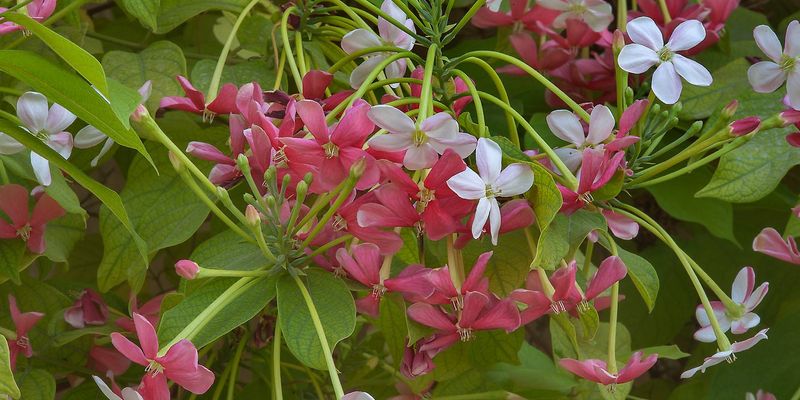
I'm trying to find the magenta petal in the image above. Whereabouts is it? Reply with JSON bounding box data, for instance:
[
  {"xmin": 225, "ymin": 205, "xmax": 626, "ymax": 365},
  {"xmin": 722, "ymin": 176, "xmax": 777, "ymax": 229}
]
[
  {"xmin": 616, "ymin": 351, "xmax": 657, "ymax": 383},
  {"xmin": 158, "ymin": 96, "xmax": 202, "ymax": 113},
  {"xmin": 132, "ymin": 313, "xmax": 159, "ymax": 359},
  {"xmin": 407, "ymin": 303, "xmax": 456, "ymax": 331},
  {"xmin": 459, "ymin": 291, "xmax": 491, "ymax": 328},
  {"xmin": 110, "ymin": 332, "xmax": 148, "ymax": 366},
  {"xmin": 0, "ymin": 184, "xmax": 30, "ymax": 228},
  {"xmin": 585, "ymin": 256, "xmax": 627, "ymax": 301},
  {"xmin": 472, "ymin": 297, "xmax": 521, "ymax": 332},
  {"xmin": 331, "ymin": 100, "xmax": 375, "ymax": 148},
  {"xmin": 302, "ymin": 70, "xmax": 334, "ymax": 99},
  {"xmin": 511, "ymin": 289, "xmax": 551, "ymax": 323},
  {"xmin": 752, "ymin": 228, "xmax": 800, "ymax": 264},
  {"xmin": 175, "ymin": 76, "xmax": 205, "ymax": 109},
  {"xmin": 207, "ymin": 83, "xmax": 239, "ymax": 114},
  {"xmin": 186, "ymin": 142, "xmax": 233, "ymax": 165},
  {"xmin": 296, "ymin": 100, "xmax": 330, "ymax": 142},
  {"xmin": 463, "ymin": 252, "xmax": 492, "ymax": 293},
  {"xmin": 161, "ymin": 340, "xmax": 214, "ymax": 394},
  {"xmin": 140, "ymin": 371, "xmax": 171, "ymax": 400},
  {"xmin": 559, "ymin": 358, "xmax": 610, "ymax": 384}
]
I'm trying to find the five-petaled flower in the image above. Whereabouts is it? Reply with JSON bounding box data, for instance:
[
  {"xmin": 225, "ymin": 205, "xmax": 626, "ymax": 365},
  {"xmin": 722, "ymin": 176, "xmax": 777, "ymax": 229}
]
[
  {"xmin": 0, "ymin": 184, "xmax": 65, "ymax": 253},
  {"xmin": 618, "ymin": 17, "xmax": 712, "ymax": 104},
  {"xmin": 111, "ymin": 313, "xmax": 215, "ymax": 399},
  {"xmin": 694, "ymin": 267, "xmax": 768, "ymax": 342},
  {"xmin": 6, "ymin": 295, "xmax": 44, "ymax": 370},
  {"xmin": 447, "ymin": 138, "xmax": 534, "ymax": 245},
  {"xmin": 559, "ymin": 351, "xmax": 658, "ymax": 385},
  {"xmin": 537, "ymin": 0, "xmax": 613, "ymax": 32},
  {"xmin": 681, "ymin": 328, "xmax": 769, "ymax": 378},
  {"xmin": 748, "ymin": 21, "xmax": 800, "ymax": 110}
]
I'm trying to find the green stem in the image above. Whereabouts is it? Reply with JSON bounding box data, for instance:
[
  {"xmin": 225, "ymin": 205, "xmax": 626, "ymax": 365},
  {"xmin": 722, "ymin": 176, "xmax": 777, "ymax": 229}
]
[
  {"xmin": 390, "ymin": 0, "xmax": 426, "ymax": 30},
  {"xmin": 628, "ymin": 132, "xmax": 729, "ymax": 186},
  {"xmin": 582, "ymin": 240, "xmax": 594, "ymax": 281},
  {"xmin": 327, "ymin": 46, "xmax": 413, "ymax": 74},
  {"xmin": 452, "ymin": 51, "xmax": 591, "ymax": 121},
  {"xmin": 790, "ymin": 385, "xmax": 800, "ymax": 400},
  {"xmin": 461, "ymin": 57, "xmax": 518, "ymax": 142},
  {"xmin": 617, "ymin": 0, "xmax": 628, "ymax": 31},
  {"xmin": 607, "ymin": 282, "xmax": 619, "ymax": 373},
  {"xmin": 292, "ymin": 274, "xmax": 344, "ymax": 399},
  {"xmin": 442, "ymin": 0, "xmax": 486, "ymax": 45},
  {"xmin": 308, "ymin": 234, "xmax": 353, "ymax": 257},
  {"xmin": 295, "ymin": 30, "xmax": 308, "ymax": 78},
  {"xmin": 272, "ymin": 316, "xmax": 283, "ymax": 400},
  {"xmin": 657, "ymin": 0, "xmax": 672, "ymax": 23},
  {"xmin": 281, "ymin": 8, "xmax": 304, "ymax": 91},
  {"xmin": 198, "ymin": 268, "xmax": 270, "ymax": 278},
  {"xmin": 226, "ymin": 332, "xmax": 249, "ymax": 400},
  {"xmin": 417, "ymin": 44, "xmax": 438, "ymax": 121},
  {"xmin": 208, "ymin": 0, "xmax": 260, "ymax": 101},
  {"xmin": 301, "ymin": 169, "xmax": 360, "ymax": 248},
  {"xmin": 452, "ymin": 69, "xmax": 486, "ymax": 138},
  {"xmin": 0, "ymin": 325, "xmax": 16, "ymax": 340}
]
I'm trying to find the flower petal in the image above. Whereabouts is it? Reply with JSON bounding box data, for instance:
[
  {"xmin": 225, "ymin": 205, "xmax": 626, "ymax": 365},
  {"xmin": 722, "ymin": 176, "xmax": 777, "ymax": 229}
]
[
  {"xmin": 74, "ymin": 126, "xmax": 107, "ymax": 148},
  {"xmin": 494, "ymin": 163, "xmax": 534, "ymax": 196},
  {"xmin": 44, "ymin": 103, "xmax": 76, "ymax": 134},
  {"xmin": 132, "ymin": 313, "xmax": 159, "ymax": 359},
  {"xmin": 787, "ymin": 70, "xmax": 800, "ymax": 110},
  {"xmin": 367, "ymin": 104, "xmax": 416, "ymax": 134},
  {"xmin": 447, "ymin": 168, "xmax": 487, "ymax": 200},
  {"xmin": 584, "ymin": 256, "xmax": 627, "ymax": 301},
  {"xmin": 618, "ymin": 44, "xmax": 660, "ymax": 74},
  {"xmin": 671, "ymin": 54, "xmax": 712, "ymax": 86},
  {"xmin": 627, "ymin": 17, "xmax": 664, "ymax": 50},
  {"xmin": 472, "ymin": 197, "xmax": 491, "ymax": 239},
  {"xmin": 586, "ymin": 105, "xmax": 615, "ymax": 145},
  {"xmin": 731, "ymin": 266, "xmax": 755, "ymax": 304},
  {"xmin": 652, "ymin": 62, "xmax": 682, "ymax": 104},
  {"xmin": 341, "ymin": 29, "xmax": 383, "ymax": 54},
  {"xmin": 546, "ymin": 110, "xmax": 586, "ymax": 146},
  {"xmin": 30, "ymin": 152, "xmax": 52, "ymax": 186},
  {"xmin": 17, "ymin": 92, "xmax": 49, "ymax": 133},
  {"xmin": 666, "ymin": 19, "xmax": 706, "ymax": 52},
  {"xmin": 407, "ymin": 303, "xmax": 455, "ymax": 331},
  {"xmin": 785, "ymin": 20, "xmax": 800, "ymax": 57},
  {"xmin": 476, "ymin": 137, "xmax": 502, "ymax": 183},
  {"xmin": 110, "ymin": 332, "xmax": 148, "ymax": 366},
  {"xmin": 748, "ymin": 61, "xmax": 787, "ymax": 93},
  {"xmin": 753, "ymin": 25, "xmax": 783, "ymax": 62}
]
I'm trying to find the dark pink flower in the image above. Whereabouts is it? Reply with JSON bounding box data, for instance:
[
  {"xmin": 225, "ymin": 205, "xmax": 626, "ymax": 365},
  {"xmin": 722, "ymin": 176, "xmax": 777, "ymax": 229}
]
[
  {"xmin": 401, "ymin": 344, "xmax": 435, "ymax": 378},
  {"xmin": 559, "ymin": 148, "xmax": 625, "ymax": 213},
  {"xmin": 327, "ymin": 192, "xmax": 404, "ymax": 255},
  {"xmin": 88, "ymin": 345, "xmax": 131, "ymax": 376},
  {"xmin": 0, "ymin": 184, "xmax": 65, "ymax": 253},
  {"xmin": 497, "ymin": 33, "xmax": 572, "ymax": 75},
  {"xmin": 559, "ymin": 351, "xmax": 657, "ymax": 385},
  {"xmin": 116, "ymin": 294, "xmax": 166, "ymax": 333},
  {"xmin": 336, "ymin": 243, "xmax": 385, "ymax": 316},
  {"xmin": 65, "ymin": 289, "xmax": 109, "ymax": 328},
  {"xmin": 472, "ymin": 0, "xmax": 558, "ymax": 31},
  {"xmin": 175, "ymin": 260, "xmax": 200, "ymax": 280},
  {"xmin": 753, "ymin": 227, "xmax": 800, "ymax": 265},
  {"xmin": 158, "ymin": 76, "xmax": 238, "ymax": 121},
  {"xmin": 729, "ymin": 117, "xmax": 761, "ymax": 136},
  {"xmin": 0, "ymin": 0, "xmax": 56, "ymax": 35},
  {"xmin": 111, "ymin": 313, "xmax": 214, "ymax": 399},
  {"xmin": 6, "ymin": 295, "xmax": 44, "ymax": 370}
]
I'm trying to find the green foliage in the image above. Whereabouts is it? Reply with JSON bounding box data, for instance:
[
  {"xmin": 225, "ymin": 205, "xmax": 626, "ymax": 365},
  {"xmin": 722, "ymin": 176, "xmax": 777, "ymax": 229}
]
[
  {"xmin": 617, "ymin": 247, "xmax": 660, "ymax": 313},
  {"xmin": 103, "ymin": 41, "xmax": 187, "ymax": 111},
  {"xmin": 16, "ymin": 369, "xmax": 55, "ymax": 400},
  {"xmin": 0, "ymin": 339, "xmax": 20, "ymax": 399},
  {"xmin": 277, "ymin": 269, "xmax": 356, "ymax": 370},
  {"xmin": 534, "ymin": 210, "xmax": 607, "ymax": 270}
]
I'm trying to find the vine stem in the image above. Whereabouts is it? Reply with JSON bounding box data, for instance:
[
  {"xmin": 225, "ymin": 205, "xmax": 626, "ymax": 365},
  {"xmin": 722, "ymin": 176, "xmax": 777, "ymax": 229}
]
[
  {"xmin": 452, "ymin": 51, "xmax": 591, "ymax": 122},
  {"xmin": 226, "ymin": 332, "xmax": 249, "ymax": 400},
  {"xmin": 607, "ymin": 282, "xmax": 620, "ymax": 373},
  {"xmin": 451, "ymin": 69, "xmax": 486, "ymax": 137},
  {"xmin": 273, "ymin": 316, "xmax": 284, "ymax": 400},
  {"xmin": 461, "ymin": 57, "xmax": 519, "ymax": 144},
  {"xmin": 292, "ymin": 274, "xmax": 345, "ymax": 399},
  {"xmin": 442, "ymin": 0, "xmax": 486, "ymax": 44},
  {"xmin": 280, "ymin": 7, "xmax": 304, "ymax": 91},
  {"xmin": 207, "ymin": 0, "xmax": 260, "ymax": 102},
  {"xmin": 417, "ymin": 44, "xmax": 438, "ymax": 121}
]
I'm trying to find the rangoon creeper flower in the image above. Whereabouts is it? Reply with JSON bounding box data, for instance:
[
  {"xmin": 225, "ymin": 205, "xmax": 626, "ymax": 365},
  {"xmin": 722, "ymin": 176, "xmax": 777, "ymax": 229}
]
[
  {"xmin": 0, "ymin": 0, "xmax": 56, "ymax": 35},
  {"xmin": 748, "ymin": 21, "xmax": 800, "ymax": 110},
  {"xmin": 681, "ymin": 329, "xmax": 769, "ymax": 378},
  {"xmin": 0, "ymin": 92, "xmax": 76, "ymax": 186},
  {"xmin": 694, "ymin": 267, "xmax": 768, "ymax": 342},
  {"xmin": 559, "ymin": 351, "xmax": 658, "ymax": 385},
  {"xmin": 447, "ymin": 138, "xmax": 534, "ymax": 245},
  {"xmin": 746, "ymin": 390, "xmax": 777, "ymax": 400},
  {"xmin": 618, "ymin": 17, "xmax": 712, "ymax": 104},
  {"xmin": 367, "ymin": 105, "xmax": 477, "ymax": 170},
  {"xmin": 0, "ymin": 184, "xmax": 65, "ymax": 253},
  {"xmin": 537, "ymin": 0, "xmax": 613, "ymax": 32},
  {"xmin": 6, "ymin": 295, "xmax": 44, "ymax": 370},
  {"xmin": 342, "ymin": 392, "xmax": 375, "ymax": 400},
  {"xmin": 65, "ymin": 289, "xmax": 109, "ymax": 329},
  {"xmin": 547, "ymin": 104, "xmax": 616, "ymax": 171},
  {"xmin": 752, "ymin": 227, "xmax": 800, "ymax": 265},
  {"xmin": 93, "ymin": 375, "xmax": 144, "ymax": 400},
  {"xmin": 341, "ymin": 0, "xmax": 416, "ymax": 88},
  {"xmin": 111, "ymin": 313, "xmax": 214, "ymax": 399}
]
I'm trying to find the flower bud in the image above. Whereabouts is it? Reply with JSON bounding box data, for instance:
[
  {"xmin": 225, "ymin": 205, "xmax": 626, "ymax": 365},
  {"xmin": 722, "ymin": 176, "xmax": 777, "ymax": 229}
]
[
  {"xmin": 131, "ymin": 104, "xmax": 148, "ymax": 122},
  {"xmin": 246, "ymin": 204, "xmax": 261, "ymax": 226},
  {"xmin": 236, "ymin": 153, "xmax": 251, "ymax": 171},
  {"xmin": 612, "ymin": 29, "xmax": 626, "ymax": 53},
  {"xmin": 350, "ymin": 158, "xmax": 367, "ymax": 178},
  {"xmin": 729, "ymin": 117, "xmax": 761, "ymax": 136},
  {"xmin": 175, "ymin": 259, "xmax": 199, "ymax": 280},
  {"xmin": 780, "ymin": 109, "xmax": 800, "ymax": 127},
  {"xmin": 168, "ymin": 151, "xmax": 184, "ymax": 172},
  {"xmin": 721, "ymin": 100, "xmax": 739, "ymax": 119}
]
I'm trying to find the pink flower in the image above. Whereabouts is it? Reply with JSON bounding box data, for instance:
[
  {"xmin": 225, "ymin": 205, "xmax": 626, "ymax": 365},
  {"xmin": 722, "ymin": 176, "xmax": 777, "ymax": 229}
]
[
  {"xmin": 116, "ymin": 294, "xmax": 166, "ymax": 333},
  {"xmin": 158, "ymin": 76, "xmax": 238, "ymax": 121},
  {"xmin": 65, "ymin": 289, "xmax": 109, "ymax": 329},
  {"xmin": 6, "ymin": 295, "xmax": 44, "ymax": 370},
  {"xmin": 340, "ymin": 0, "xmax": 416, "ymax": 88},
  {"xmin": 0, "ymin": 184, "xmax": 65, "ymax": 253},
  {"xmin": 0, "ymin": 92, "xmax": 76, "ymax": 186},
  {"xmin": 681, "ymin": 329, "xmax": 769, "ymax": 378},
  {"xmin": 559, "ymin": 351, "xmax": 658, "ymax": 385},
  {"xmin": 537, "ymin": 0, "xmax": 613, "ymax": 32},
  {"xmin": 401, "ymin": 344, "xmax": 435, "ymax": 378},
  {"xmin": 447, "ymin": 138, "xmax": 534, "ymax": 245},
  {"xmin": 547, "ymin": 104, "xmax": 616, "ymax": 171},
  {"xmin": 88, "ymin": 346, "xmax": 131, "ymax": 376},
  {"xmin": 111, "ymin": 313, "xmax": 214, "ymax": 399},
  {"xmin": 283, "ymin": 99, "xmax": 378, "ymax": 192},
  {"xmin": 748, "ymin": 21, "xmax": 800, "ymax": 110},
  {"xmin": 326, "ymin": 192, "xmax": 404, "ymax": 255},
  {"xmin": 729, "ymin": 117, "xmax": 761, "ymax": 136},
  {"xmin": 752, "ymin": 227, "xmax": 800, "ymax": 265},
  {"xmin": 93, "ymin": 375, "xmax": 144, "ymax": 400},
  {"xmin": 497, "ymin": 33, "xmax": 572, "ymax": 74},
  {"xmin": 336, "ymin": 243, "xmax": 386, "ymax": 316},
  {"xmin": 618, "ymin": 17, "xmax": 712, "ymax": 104},
  {"xmin": 0, "ymin": 0, "xmax": 56, "ymax": 35},
  {"xmin": 694, "ymin": 267, "xmax": 768, "ymax": 342},
  {"xmin": 746, "ymin": 390, "xmax": 777, "ymax": 400},
  {"xmin": 367, "ymin": 105, "xmax": 476, "ymax": 170},
  {"xmin": 422, "ymin": 252, "xmax": 493, "ymax": 305},
  {"xmin": 559, "ymin": 148, "xmax": 625, "ymax": 213},
  {"xmin": 175, "ymin": 260, "xmax": 200, "ymax": 280}
]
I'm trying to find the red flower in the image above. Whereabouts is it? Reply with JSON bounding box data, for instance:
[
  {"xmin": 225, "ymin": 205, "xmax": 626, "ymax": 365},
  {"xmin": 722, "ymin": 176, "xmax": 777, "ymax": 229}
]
[
  {"xmin": 6, "ymin": 295, "xmax": 44, "ymax": 370},
  {"xmin": 158, "ymin": 76, "xmax": 238, "ymax": 120},
  {"xmin": 0, "ymin": 184, "xmax": 65, "ymax": 253},
  {"xmin": 65, "ymin": 289, "xmax": 109, "ymax": 328}
]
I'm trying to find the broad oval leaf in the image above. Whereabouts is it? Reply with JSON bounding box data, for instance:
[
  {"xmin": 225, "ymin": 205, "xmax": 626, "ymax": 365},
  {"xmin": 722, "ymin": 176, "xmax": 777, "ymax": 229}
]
[
  {"xmin": 277, "ymin": 269, "xmax": 356, "ymax": 370},
  {"xmin": 16, "ymin": 369, "xmax": 55, "ymax": 400},
  {"xmin": 0, "ymin": 339, "xmax": 20, "ymax": 399}
]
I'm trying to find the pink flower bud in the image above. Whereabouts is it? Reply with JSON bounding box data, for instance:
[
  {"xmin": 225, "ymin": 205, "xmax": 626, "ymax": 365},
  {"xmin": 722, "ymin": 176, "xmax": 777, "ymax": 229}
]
[
  {"xmin": 175, "ymin": 260, "xmax": 199, "ymax": 280},
  {"xmin": 612, "ymin": 29, "xmax": 626, "ymax": 52},
  {"xmin": 721, "ymin": 100, "xmax": 739, "ymax": 118},
  {"xmin": 245, "ymin": 205, "xmax": 261, "ymax": 226},
  {"xmin": 729, "ymin": 117, "xmax": 760, "ymax": 136}
]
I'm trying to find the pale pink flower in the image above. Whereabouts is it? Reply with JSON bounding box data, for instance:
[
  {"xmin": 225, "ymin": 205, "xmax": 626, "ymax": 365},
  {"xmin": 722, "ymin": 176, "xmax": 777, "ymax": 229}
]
[
  {"xmin": 175, "ymin": 260, "xmax": 200, "ymax": 280},
  {"xmin": 681, "ymin": 328, "xmax": 769, "ymax": 378},
  {"xmin": 546, "ymin": 104, "xmax": 615, "ymax": 171},
  {"xmin": 92, "ymin": 375, "xmax": 144, "ymax": 400},
  {"xmin": 746, "ymin": 390, "xmax": 777, "ymax": 400},
  {"xmin": 340, "ymin": 0, "xmax": 415, "ymax": 88},
  {"xmin": 559, "ymin": 351, "xmax": 657, "ymax": 385},
  {"xmin": 538, "ymin": 0, "xmax": 613, "ymax": 32},
  {"xmin": 447, "ymin": 138, "xmax": 534, "ymax": 245},
  {"xmin": 0, "ymin": 92, "xmax": 76, "ymax": 186},
  {"xmin": 367, "ymin": 105, "xmax": 476, "ymax": 170},
  {"xmin": 343, "ymin": 392, "xmax": 376, "ymax": 400},
  {"xmin": 618, "ymin": 17, "xmax": 712, "ymax": 104},
  {"xmin": 111, "ymin": 313, "xmax": 214, "ymax": 399},
  {"xmin": 694, "ymin": 267, "xmax": 768, "ymax": 342},
  {"xmin": 748, "ymin": 21, "xmax": 800, "ymax": 110},
  {"xmin": 753, "ymin": 227, "xmax": 800, "ymax": 265}
]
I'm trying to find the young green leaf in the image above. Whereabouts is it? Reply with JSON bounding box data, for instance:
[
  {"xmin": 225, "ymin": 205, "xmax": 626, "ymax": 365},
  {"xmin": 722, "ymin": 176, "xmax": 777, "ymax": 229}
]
[{"xmin": 0, "ymin": 338, "xmax": 20, "ymax": 399}]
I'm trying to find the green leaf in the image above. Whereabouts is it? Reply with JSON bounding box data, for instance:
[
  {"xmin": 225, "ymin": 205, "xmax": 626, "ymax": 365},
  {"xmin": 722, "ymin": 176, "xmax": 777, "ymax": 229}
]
[
  {"xmin": 16, "ymin": 369, "xmax": 55, "ymax": 400},
  {"xmin": 617, "ymin": 247, "xmax": 659, "ymax": 312},
  {"xmin": 154, "ymin": 0, "xmax": 251, "ymax": 34},
  {"xmin": 0, "ymin": 51, "xmax": 151, "ymax": 160},
  {"xmin": 679, "ymin": 59, "xmax": 751, "ymax": 120},
  {"xmin": 648, "ymin": 168, "xmax": 737, "ymax": 243},
  {"xmin": 118, "ymin": 0, "xmax": 161, "ymax": 30},
  {"xmin": 157, "ymin": 276, "xmax": 276, "ymax": 348},
  {"xmin": 97, "ymin": 146, "xmax": 209, "ymax": 291},
  {"xmin": 0, "ymin": 13, "xmax": 109, "ymax": 96},
  {"xmin": 697, "ymin": 128, "xmax": 800, "ymax": 203},
  {"xmin": 377, "ymin": 293, "xmax": 409, "ymax": 369},
  {"xmin": 0, "ymin": 339, "xmax": 20, "ymax": 399},
  {"xmin": 277, "ymin": 269, "xmax": 356, "ymax": 370},
  {"xmin": 102, "ymin": 41, "xmax": 187, "ymax": 112},
  {"xmin": 485, "ymin": 230, "xmax": 532, "ymax": 296},
  {"xmin": 534, "ymin": 210, "xmax": 606, "ymax": 269},
  {"xmin": 52, "ymin": 325, "xmax": 117, "ymax": 347},
  {"xmin": 0, "ymin": 240, "xmax": 25, "ymax": 284},
  {"xmin": 43, "ymin": 213, "xmax": 86, "ymax": 264},
  {"xmin": 107, "ymin": 79, "xmax": 142, "ymax": 129},
  {"xmin": 639, "ymin": 344, "xmax": 689, "ymax": 360},
  {"xmin": 190, "ymin": 58, "xmax": 276, "ymax": 91},
  {"xmin": 487, "ymin": 343, "xmax": 576, "ymax": 396},
  {"xmin": 578, "ymin": 304, "xmax": 599, "ymax": 340},
  {"xmin": 45, "ymin": 167, "xmax": 84, "ymax": 215}
]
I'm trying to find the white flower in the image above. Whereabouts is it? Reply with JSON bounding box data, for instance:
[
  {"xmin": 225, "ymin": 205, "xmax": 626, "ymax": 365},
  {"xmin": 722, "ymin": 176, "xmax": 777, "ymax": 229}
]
[
  {"xmin": 447, "ymin": 138, "xmax": 534, "ymax": 245},
  {"xmin": 0, "ymin": 92, "xmax": 75, "ymax": 186},
  {"xmin": 618, "ymin": 17, "xmax": 712, "ymax": 104},
  {"xmin": 92, "ymin": 376, "xmax": 143, "ymax": 400},
  {"xmin": 367, "ymin": 105, "xmax": 476, "ymax": 170},
  {"xmin": 680, "ymin": 329, "xmax": 768, "ymax": 379},
  {"xmin": 485, "ymin": 0, "xmax": 502, "ymax": 12},
  {"xmin": 694, "ymin": 267, "xmax": 768, "ymax": 343},
  {"xmin": 546, "ymin": 104, "xmax": 615, "ymax": 171},
  {"xmin": 340, "ymin": 0, "xmax": 415, "ymax": 89},
  {"xmin": 748, "ymin": 20, "xmax": 800, "ymax": 110},
  {"xmin": 538, "ymin": 0, "xmax": 613, "ymax": 32}
]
